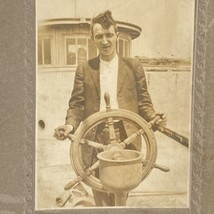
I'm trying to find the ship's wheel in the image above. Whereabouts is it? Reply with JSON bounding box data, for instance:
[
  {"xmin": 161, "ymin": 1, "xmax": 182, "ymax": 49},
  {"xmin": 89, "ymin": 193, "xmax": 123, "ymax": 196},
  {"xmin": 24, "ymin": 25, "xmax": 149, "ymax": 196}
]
[{"xmin": 65, "ymin": 93, "xmax": 169, "ymax": 193}]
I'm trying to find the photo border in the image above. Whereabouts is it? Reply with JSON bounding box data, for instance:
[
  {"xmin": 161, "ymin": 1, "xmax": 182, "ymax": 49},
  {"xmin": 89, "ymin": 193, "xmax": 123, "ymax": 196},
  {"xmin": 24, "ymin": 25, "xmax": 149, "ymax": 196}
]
[{"xmin": 0, "ymin": 0, "xmax": 213, "ymax": 213}]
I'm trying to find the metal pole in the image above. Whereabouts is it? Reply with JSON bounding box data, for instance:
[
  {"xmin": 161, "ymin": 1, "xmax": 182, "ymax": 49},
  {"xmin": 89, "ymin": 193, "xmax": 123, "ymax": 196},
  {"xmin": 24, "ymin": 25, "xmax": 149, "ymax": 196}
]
[{"xmin": 114, "ymin": 192, "xmax": 127, "ymax": 206}]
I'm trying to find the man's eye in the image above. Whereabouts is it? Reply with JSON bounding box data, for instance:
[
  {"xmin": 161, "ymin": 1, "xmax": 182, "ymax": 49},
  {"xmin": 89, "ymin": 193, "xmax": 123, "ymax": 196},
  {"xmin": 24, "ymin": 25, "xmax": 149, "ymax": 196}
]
[
  {"xmin": 106, "ymin": 33, "xmax": 114, "ymax": 38},
  {"xmin": 95, "ymin": 35, "xmax": 103, "ymax": 39}
]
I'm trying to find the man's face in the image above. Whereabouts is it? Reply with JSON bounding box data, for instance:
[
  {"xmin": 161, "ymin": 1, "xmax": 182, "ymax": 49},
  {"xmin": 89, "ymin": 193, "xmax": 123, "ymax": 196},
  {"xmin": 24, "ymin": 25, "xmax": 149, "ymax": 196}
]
[{"xmin": 92, "ymin": 23, "xmax": 118, "ymax": 61}]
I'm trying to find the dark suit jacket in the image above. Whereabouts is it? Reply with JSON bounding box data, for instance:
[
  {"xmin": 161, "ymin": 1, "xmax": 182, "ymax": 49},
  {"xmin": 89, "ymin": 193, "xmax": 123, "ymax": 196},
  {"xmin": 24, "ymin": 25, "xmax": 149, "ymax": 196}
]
[{"xmin": 65, "ymin": 55, "xmax": 156, "ymax": 165}]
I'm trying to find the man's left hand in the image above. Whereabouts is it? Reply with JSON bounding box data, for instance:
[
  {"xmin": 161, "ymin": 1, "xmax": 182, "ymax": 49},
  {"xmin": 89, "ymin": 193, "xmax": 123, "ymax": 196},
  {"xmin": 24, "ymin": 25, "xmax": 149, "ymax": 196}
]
[{"xmin": 155, "ymin": 113, "xmax": 167, "ymax": 127}]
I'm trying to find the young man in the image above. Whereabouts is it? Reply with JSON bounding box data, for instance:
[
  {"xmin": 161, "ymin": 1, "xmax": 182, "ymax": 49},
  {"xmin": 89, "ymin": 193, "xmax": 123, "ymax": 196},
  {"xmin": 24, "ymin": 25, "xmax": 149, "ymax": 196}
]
[{"xmin": 54, "ymin": 10, "xmax": 166, "ymax": 206}]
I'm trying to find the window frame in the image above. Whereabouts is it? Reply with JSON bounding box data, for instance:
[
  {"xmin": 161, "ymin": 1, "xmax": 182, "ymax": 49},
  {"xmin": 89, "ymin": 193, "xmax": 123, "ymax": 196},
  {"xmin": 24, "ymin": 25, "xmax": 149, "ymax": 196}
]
[
  {"xmin": 64, "ymin": 35, "xmax": 97, "ymax": 67},
  {"xmin": 117, "ymin": 37, "xmax": 130, "ymax": 57},
  {"xmin": 37, "ymin": 36, "xmax": 53, "ymax": 67}
]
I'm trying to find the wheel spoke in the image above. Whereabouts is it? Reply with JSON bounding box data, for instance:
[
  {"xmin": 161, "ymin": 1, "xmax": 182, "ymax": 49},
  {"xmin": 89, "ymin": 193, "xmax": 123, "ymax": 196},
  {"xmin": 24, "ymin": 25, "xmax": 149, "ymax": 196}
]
[
  {"xmin": 106, "ymin": 117, "xmax": 117, "ymax": 145},
  {"xmin": 142, "ymin": 159, "xmax": 170, "ymax": 172},
  {"xmin": 87, "ymin": 160, "xmax": 100, "ymax": 174},
  {"xmin": 64, "ymin": 176, "xmax": 82, "ymax": 190},
  {"xmin": 120, "ymin": 128, "xmax": 144, "ymax": 147},
  {"xmin": 80, "ymin": 138, "xmax": 106, "ymax": 150}
]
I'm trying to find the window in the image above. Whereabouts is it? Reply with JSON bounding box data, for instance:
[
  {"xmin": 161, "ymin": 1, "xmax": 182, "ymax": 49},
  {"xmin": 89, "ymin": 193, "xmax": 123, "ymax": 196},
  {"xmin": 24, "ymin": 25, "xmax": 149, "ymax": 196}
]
[
  {"xmin": 38, "ymin": 37, "xmax": 52, "ymax": 65},
  {"xmin": 66, "ymin": 38, "xmax": 76, "ymax": 65},
  {"xmin": 66, "ymin": 38, "xmax": 87, "ymax": 65},
  {"xmin": 118, "ymin": 38, "xmax": 130, "ymax": 57},
  {"xmin": 66, "ymin": 37, "xmax": 97, "ymax": 66},
  {"xmin": 77, "ymin": 38, "xmax": 87, "ymax": 65}
]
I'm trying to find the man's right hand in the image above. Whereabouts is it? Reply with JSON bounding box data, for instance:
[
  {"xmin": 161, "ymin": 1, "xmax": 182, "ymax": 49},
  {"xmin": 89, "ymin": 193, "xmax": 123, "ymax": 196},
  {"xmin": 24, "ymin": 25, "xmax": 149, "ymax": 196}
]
[{"xmin": 53, "ymin": 125, "xmax": 74, "ymax": 140}]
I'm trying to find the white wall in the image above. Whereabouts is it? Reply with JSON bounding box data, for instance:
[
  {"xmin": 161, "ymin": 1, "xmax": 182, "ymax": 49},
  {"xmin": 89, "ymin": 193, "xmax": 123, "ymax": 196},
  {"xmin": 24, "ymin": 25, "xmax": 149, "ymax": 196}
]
[{"xmin": 37, "ymin": 70, "xmax": 191, "ymax": 139}]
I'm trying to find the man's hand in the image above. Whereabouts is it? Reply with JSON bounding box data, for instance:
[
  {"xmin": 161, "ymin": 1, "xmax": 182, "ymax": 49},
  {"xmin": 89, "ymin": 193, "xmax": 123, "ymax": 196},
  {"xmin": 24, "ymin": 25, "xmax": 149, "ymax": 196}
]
[
  {"xmin": 155, "ymin": 113, "xmax": 167, "ymax": 127},
  {"xmin": 150, "ymin": 113, "xmax": 167, "ymax": 130},
  {"xmin": 53, "ymin": 125, "xmax": 74, "ymax": 140}
]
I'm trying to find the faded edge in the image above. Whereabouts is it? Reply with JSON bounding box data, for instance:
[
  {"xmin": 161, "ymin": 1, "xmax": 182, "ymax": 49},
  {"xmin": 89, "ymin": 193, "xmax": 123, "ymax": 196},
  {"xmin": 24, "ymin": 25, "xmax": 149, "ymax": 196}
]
[
  {"xmin": 24, "ymin": 0, "xmax": 36, "ymax": 213},
  {"xmin": 190, "ymin": 0, "xmax": 214, "ymax": 214}
]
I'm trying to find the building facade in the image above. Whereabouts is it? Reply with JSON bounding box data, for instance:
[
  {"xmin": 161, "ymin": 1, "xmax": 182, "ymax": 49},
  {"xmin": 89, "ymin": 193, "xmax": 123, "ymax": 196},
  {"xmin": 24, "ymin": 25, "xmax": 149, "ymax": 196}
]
[{"xmin": 38, "ymin": 18, "xmax": 141, "ymax": 72}]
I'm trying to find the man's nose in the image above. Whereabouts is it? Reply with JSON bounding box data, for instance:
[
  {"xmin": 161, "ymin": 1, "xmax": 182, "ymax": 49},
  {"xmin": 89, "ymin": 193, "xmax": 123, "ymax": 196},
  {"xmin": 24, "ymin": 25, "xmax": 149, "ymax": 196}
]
[{"xmin": 102, "ymin": 36, "xmax": 108, "ymax": 45}]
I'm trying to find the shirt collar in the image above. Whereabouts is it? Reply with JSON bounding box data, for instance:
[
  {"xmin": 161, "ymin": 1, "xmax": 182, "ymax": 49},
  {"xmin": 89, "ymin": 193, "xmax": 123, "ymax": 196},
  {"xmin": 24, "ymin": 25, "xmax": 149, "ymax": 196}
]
[{"xmin": 100, "ymin": 54, "xmax": 118, "ymax": 67}]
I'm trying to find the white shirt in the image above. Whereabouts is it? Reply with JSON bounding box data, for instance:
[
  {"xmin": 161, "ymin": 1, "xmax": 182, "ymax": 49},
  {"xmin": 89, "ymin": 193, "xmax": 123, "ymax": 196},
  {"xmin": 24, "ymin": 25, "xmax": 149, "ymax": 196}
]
[{"xmin": 99, "ymin": 54, "xmax": 119, "ymax": 111}]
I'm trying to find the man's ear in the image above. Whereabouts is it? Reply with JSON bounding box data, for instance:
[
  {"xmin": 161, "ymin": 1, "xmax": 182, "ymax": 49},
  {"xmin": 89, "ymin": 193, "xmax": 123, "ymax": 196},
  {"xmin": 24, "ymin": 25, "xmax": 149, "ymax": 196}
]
[{"xmin": 90, "ymin": 34, "xmax": 94, "ymax": 42}]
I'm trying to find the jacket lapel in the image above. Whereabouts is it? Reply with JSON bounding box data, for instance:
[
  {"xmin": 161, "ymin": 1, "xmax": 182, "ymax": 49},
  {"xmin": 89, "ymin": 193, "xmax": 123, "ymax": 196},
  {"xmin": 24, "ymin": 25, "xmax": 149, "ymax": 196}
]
[
  {"xmin": 87, "ymin": 55, "xmax": 129, "ymax": 97},
  {"xmin": 117, "ymin": 56, "xmax": 129, "ymax": 94},
  {"xmin": 88, "ymin": 57, "xmax": 100, "ymax": 97}
]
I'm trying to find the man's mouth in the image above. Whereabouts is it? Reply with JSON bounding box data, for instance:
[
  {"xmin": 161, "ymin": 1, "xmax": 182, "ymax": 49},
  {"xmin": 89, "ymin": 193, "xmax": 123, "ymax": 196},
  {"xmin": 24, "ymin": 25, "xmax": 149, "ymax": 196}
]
[{"xmin": 102, "ymin": 46, "xmax": 110, "ymax": 49}]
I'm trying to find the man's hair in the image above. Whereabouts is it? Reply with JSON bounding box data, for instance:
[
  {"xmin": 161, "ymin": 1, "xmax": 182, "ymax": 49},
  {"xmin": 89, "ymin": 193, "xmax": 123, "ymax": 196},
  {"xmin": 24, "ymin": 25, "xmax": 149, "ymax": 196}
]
[{"xmin": 90, "ymin": 10, "xmax": 118, "ymax": 37}]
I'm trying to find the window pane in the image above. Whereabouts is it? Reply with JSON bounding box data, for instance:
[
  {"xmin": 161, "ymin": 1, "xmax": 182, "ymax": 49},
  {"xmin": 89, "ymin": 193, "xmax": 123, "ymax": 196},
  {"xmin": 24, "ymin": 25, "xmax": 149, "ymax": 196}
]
[
  {"xmin": 77, "ymin": 38, "xmax": 86, "ymax": 45},
  {"xmin": 77, "ymin": 47, "xmax": 87, "ymax": 65},
  {"xmin": 66, "ymin": 38, "xmax": 76, "ymax": 65},
  {"xmin": 77, "ymin": 38, "xmax": 87, "ymax": 65},
  {"xmin": 88, "ymin": 39, "xmax": 97, "ymax": 59},
  {"xmin": 119, "ymin": 39, "xmax": 124, "ymax": 56},
  {"xmin": 38, "ymin": 39, "xmax": 43, "ymax": 65},
  {"xmin": 44, "ymin": 38, "xmax": 51, "ymax": 64},
  {"xmin": 125, "ymin": 40, "xmax": 129, "ymax": 57}
]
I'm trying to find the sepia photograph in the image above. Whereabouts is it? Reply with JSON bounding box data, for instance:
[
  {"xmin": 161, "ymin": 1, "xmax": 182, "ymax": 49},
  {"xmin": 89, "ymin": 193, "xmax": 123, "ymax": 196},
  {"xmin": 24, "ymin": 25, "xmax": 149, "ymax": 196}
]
[
  {"xmin": 36, "ymin": 0, "xmax": 194, "ymax": 210},
  {"xmin": 2, "ymin": 0, "xmax": 214, "ymax": 213}
]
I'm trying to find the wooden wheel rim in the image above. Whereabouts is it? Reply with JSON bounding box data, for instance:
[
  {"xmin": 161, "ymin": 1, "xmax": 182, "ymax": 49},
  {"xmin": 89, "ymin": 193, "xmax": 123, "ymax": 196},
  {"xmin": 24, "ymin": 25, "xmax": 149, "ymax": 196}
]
[{"xmin": 70, "ymin": 109, "xmax": 157, "ymax": 192}]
